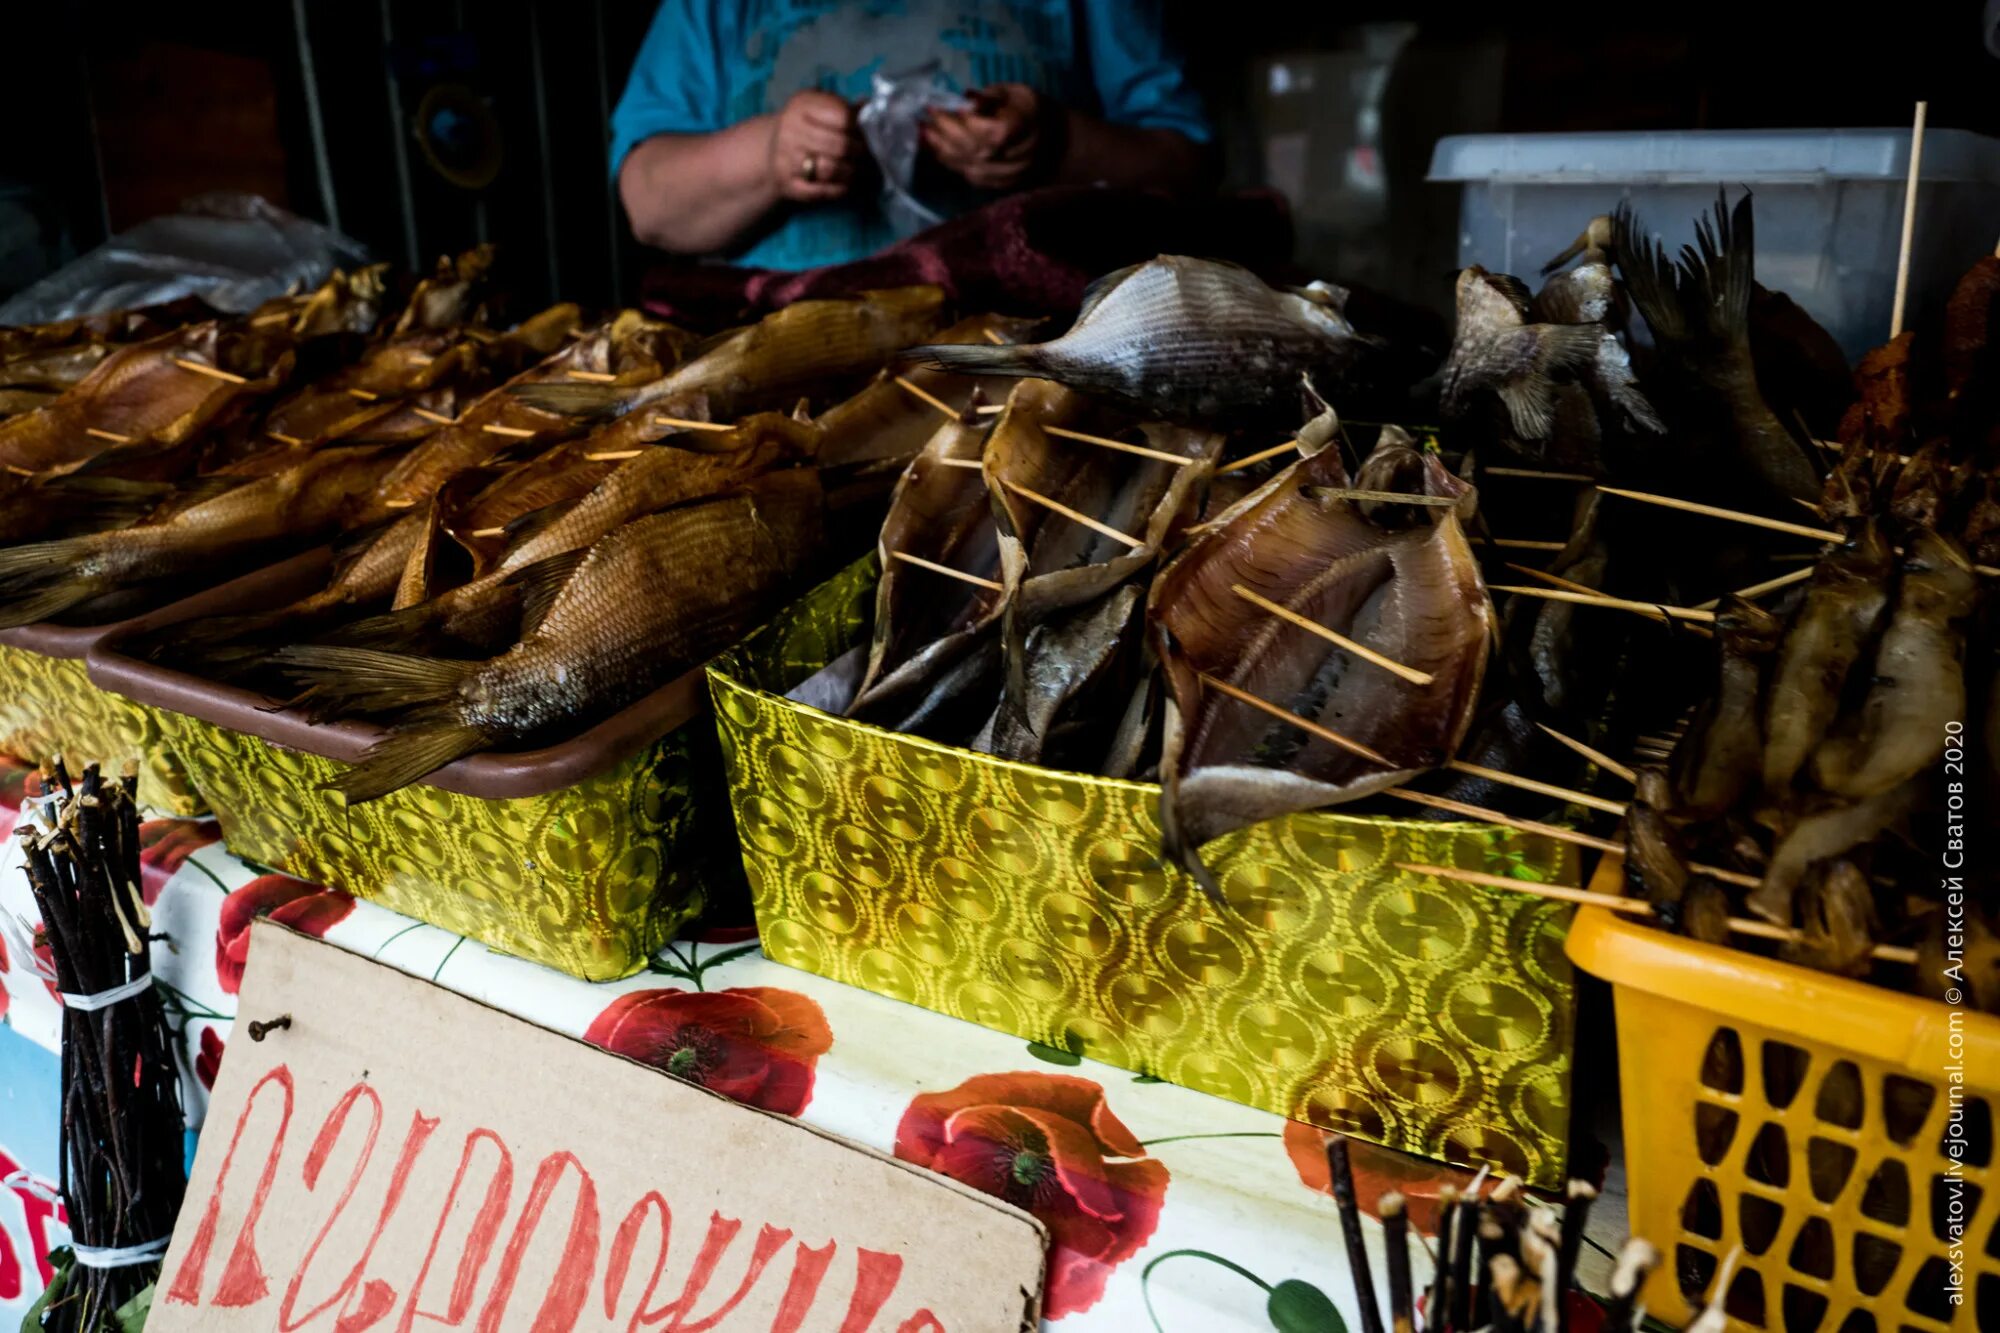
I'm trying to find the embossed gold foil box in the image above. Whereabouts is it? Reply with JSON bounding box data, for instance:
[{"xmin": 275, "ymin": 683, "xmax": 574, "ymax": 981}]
[
  {"xmin": 710, "ymin": 558, "xmax": 1583, "ymax": 1187},
  {"xmin": 87, "ymin": 550, "xmax": 859, "ymax": 982}
]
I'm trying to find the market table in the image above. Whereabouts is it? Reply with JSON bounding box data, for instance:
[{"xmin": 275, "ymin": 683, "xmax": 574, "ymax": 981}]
[{"xmin": 0, "ymin": 779, "xmax": 1628, "ymax": 1331}]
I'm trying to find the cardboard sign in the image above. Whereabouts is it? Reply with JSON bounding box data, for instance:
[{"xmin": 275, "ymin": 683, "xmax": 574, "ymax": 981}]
[{"xmin": 152, "ymin": 923, "xmax": 1046, "ymax": 1332}]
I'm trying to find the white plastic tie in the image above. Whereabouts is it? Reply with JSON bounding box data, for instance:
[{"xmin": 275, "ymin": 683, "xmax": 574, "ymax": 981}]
[
  {"xmin": 2, "ymin": 1169, "xmax": 62, "ymax": 1205},
  {"xmin": 58, "ymin": 972, "xmax": 152, "ymax": 1013},
  {"xmin": 70, "ymin": 1236, "xmax": 172, "ymax": 1269}
]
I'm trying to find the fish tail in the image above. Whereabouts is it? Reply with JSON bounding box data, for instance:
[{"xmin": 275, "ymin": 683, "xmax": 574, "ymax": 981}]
[
  {"xmin": 0, "ymin": 536, "xmax": 109, "ymax": 628},
  {"xmin": 1157, "ymin": 787, "xmax": 1228, "ymax": 909},
  {"xmin": 319, "ymin": 604, "xmax": 439, "ymax": 654},
  {"xmin": 326, "ymin": 721, "xmax": 491, "ymax": 803},
  {"xmin": 272, "ymin": 644, "xmax": 479, "ymax": 717},
  {"xmin": 1610, "ymin": 201, "xmax": 1686, "ymax": 345},
  {"xmin": 1687, "ymin": 190, "xmax": 1754, "ymax": 345},
  {"xmin": 901, "ymin": 342, "xmax": 1047, "ymax": 380},
  {"xmin": 504, "ymin": 381, "xmax": 634, "ymax": 419}
]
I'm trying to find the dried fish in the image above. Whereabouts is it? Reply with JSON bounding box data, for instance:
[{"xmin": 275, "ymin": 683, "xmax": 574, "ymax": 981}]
[
  {"xmin": 1761, "ymin": 521, "xmax": 1895, "ymax": 793},
  {"xmin": 276, "ymin": 474, "xmax": 824, "ymax": 800},
  {"xmin": 1672, "ymin": 596, "xmax": 1781, "ymax": 815},
  {"xmin": 907, "ymin": 256, "xmax": 1370, "ymax": 424},
  {"xmin": 1151, "ymin": 429, "xmax": 1490, "ymax": 895}
]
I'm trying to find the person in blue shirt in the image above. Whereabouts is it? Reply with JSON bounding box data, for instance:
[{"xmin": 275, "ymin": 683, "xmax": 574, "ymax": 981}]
[{"xmin": 611, "ymin": 0, "xmax": 1212, "ymax": 271}]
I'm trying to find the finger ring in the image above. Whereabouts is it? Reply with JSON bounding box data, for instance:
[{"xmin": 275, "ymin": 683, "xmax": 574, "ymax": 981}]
[{"xmin": 801, "ymin": 152, "xmax": 819, "ymax": 183}]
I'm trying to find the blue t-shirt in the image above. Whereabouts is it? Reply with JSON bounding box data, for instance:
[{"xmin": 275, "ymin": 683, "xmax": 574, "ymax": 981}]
[{"xmin": 610, "ymin": 0, "xmax": 1211, "ymax": 270}]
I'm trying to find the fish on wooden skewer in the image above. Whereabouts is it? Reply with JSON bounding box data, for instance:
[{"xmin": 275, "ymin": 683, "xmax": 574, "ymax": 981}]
[
  {"xmin": 849, "ymin": 411, "xmax": 1003, "ymax": 727},
  {"xmin": 328, "ymin": 413, "xmax": 817, "ymax": 657},
  {"xmin": 274, "ymin": 473, "xmax": 825, "ymax": 801},
  {"xmin": 1440, "ymin": 267, "xmax": 1656, "ymax": 464},
  {"xmin": 985, "ymin": 379, "xmax": 1222, "ymax": 747},
  {"xmin": 1151, "ymin": 424, "xmax": 1491, "ymax": 898},
  {"xmin": 369, "ymin": 308, "xmax": 696, "ymax": 510},
  {"xmin": 1760, "ymin": 521, "xmax": 1895, "ymax": 793},
  {"xmin": 1671, "ymin": 595, "xmax": 1781, "ymax": 816},
  {"xmin": 0, "ymin": 442, "xmax": 407, "ymax": 627},
  {"xmin": 812, "ymin": 313, "xmax": 1040, "ymax": 468},
  {"xmin": 905, "ymin": 256, "xmax": 1373, "ymax": 425},
  {"xmin": 973, "ymin": 584, "xmax": 1145, "ymax": 765},
  {"xmin": 1810, "ymin": 528, "xmax": 1976, "ymax": 796},
  {"xmin": 509, "ymin": 285, "xmax": 949, "ymax": 425}
]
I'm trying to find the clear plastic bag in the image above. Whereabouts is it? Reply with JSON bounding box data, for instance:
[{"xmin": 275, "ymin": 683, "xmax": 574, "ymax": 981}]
[
  {"xmin": 856, "ymin": 62, "xmax": 969, "ymax": 240},
  {"xmin": 0, "ymin": 193, "xmax": 368, "ymax": 325}
]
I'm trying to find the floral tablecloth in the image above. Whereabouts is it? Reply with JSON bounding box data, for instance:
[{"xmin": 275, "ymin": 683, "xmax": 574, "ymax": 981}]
[{"xmin": 0, "ymin": 771, "xmax": 1622, "ymax": 1331}]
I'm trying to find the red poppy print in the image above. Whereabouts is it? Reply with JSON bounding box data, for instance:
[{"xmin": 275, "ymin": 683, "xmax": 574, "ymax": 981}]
[
  {"xmin": 215, "ymin": 874, "xmax": 354, "ymax": 994},
  {"xmin": 195, "ymin": 1026, "xmax": 225, "ymax": 1090},
  {"xmin": 0, "ymin": 933, "xmax": 9, "ymax": 1025},
  {"xmin": 584, "ymin": 987, "xmax": 831, "ymax": 1116},
  {"xmin": 137, "ymin": 818, "xmax": 222, "ymax": 905},
  {"xmin": 0, "ymin": 757, "xmax": 31, "ymax": 839},
  {"xmin": 895, "ymin": 1072, "xmax": 1168, "ymax": 1318},
  {"xmin": 1283, "ymin": 1119, "xmax": 1484, "ymax": 1233}
]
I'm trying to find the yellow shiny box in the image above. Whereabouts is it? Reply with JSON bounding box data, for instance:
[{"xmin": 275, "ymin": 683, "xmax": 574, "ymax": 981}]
[
  {"xmin": 710, "ymin": 558, "xmax": 1583, "ymax": 1187},
  {"xmin": 0, "ymin": 634, "xmax": 201, "ymax": 815}
]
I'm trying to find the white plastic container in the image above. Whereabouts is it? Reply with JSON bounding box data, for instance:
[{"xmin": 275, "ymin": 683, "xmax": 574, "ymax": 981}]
[{"xmin": 1427, "ymin": 128, "xmax": 2000, "ymax": 361}]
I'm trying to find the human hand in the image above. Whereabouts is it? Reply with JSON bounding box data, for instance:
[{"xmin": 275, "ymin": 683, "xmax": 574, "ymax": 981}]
[
  {"xmin": 922, "ymin": 82, "xmax": 1046, "ymax": 191},
  {"xmin": 768, "ymin": 90, "xmax": 863, "ymax": 202}
]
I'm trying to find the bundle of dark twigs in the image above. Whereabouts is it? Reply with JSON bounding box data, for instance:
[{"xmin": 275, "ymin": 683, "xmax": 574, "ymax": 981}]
[
  {"xmin": 1323, "ymin": 1137, "xmax": 1720, "ymax": 1333},
  {"xmin": 17, "ymin": 760, "xmax": 185, "ymax": 1332}
]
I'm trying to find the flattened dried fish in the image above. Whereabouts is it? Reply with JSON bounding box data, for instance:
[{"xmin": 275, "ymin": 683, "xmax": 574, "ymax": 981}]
[
  {"xmin": 977, "ymin": 583, "xmax": 1144, "ymax": 764},
  {"xmin": 1151, "ymin": 431, "xmax": 1491, "ymax": 895},
  {"xmin": 907, "ymin": 257, "xmax": 1369, "ymax": 424}
]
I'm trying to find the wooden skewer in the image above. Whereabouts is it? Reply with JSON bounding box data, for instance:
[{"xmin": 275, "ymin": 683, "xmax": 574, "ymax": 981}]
[
  {"xmin": 1491, "ymin": 584, "xmax": 1718, "ymax": 624},
  {"xmin": 1484, "ymin": 466, "xmax": 1594, "ymax": 482},
  {"xmin": 890, "ymin": 550, "xmax": 1004, "ymax": 592},
  {"xmin": 1216, "ymin": 440, "xmax": 1300, "ymax": 474},
  {"xmin": 892, "ymin": 374, "xmax": 962, "ymax": 421},
  {"xmin": 1443, "ymin": 760, "xmax": 1628, "ymax": 816},
  {"xmin": 566, "ymin": 369, "xmax": 618, "ymax": 382},
  {"xmin": 1535, "ymin": 722, "xmax": 1638, "ymax": 784},
  {"xmin": 84, "ymin": 427, "xmax": 134, "ymax": 444},
  {"xmin": 482, "ymin": 423, "xmax": 537, "ymax": 438},
  {"xmin": 1385, "ymin": 788, "xmax": 1757, "ymax": 889},
  {"xmin": 1694, "ymin": 565, "xmax": 1816, "ymax": 611},
  {"xmin": 172, "ymin": 356, "xmax": 248, "ymax": 384},
  {"xmin": 1398, "ymin": 862, "xmax": 1917, "ymax": 962},
  {"xmin": 1504, "ymin": 562, "xmax": 1599, "ymax": 598},
  {"xmin": 937, "ymin": 456, "xmax": 984, "ymax": 471},
  {"xmin": 346, "ymin": 387, "xmax": 381, "ymax": 402},
  {"xmin": 651, "ymin": 414, "xmax": 734, "ymax": 432},
  {"xmin": 1044, "ymin": 424, "xmax": 1196, "ymax": 467},
  {"xmin": 4, "ymin": 464, "xmax": 34, "ymax": 477},
  {"xmin": 974, "ymin": 402, "xmax": 1006, "ymax": 415},
  {"xmin": 585, "ymin": 449, "xmax": 644, "ymax": 461},
  {"xmin": 267, "ymin": 430, "xmax": 305, "ymax": 447},
  {"xmin": 1197, "ymin": 672, "xmax": 1394, "ymax": 766},
  {"xmin": 466, "ymin": 526, "xmax": 508, "ymax": 538},
  {"xmin": 982, "ymin": 327, "xmax": 1009, "ymax": 345},
  {"xmin": 1311, "ymin": 487, "xmax": 1457, "ymax": 508},
  {"xmin": 1596, "ymin": 486, "xmax": 1842, "ymax": 543},
  {"xmin": 1890, "ymin": 100, "xmax": 1927, "ymax": 340},
  {"xmin": 1474, "ymin": 537, "xmax": 1568, "ymax": 551},
  {"xmin": 998, "ymin": 476, "xmax": 1144, "ymax": 549},
  {"xmin": 1232, "ymin": 583, "xmax": 1435, "ymax": 685},
  {"xmin": 383, "ymin": 498, "xmax": 419, "ymax": 509},
  {"xmin": 412, "ymin": 407, "xmax": 457, "ymax": 425}
]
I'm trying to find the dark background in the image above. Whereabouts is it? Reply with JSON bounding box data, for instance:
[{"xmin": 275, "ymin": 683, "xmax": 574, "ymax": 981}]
[{"xmin": 7, "ymin": 0, "xmax": 1996, "ymax": 318}]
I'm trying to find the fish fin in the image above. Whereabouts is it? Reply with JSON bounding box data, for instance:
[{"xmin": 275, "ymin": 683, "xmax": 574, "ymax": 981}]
[
  {"xmin": 500, "ymin": 500, "xmax": 564, "ymax": 544},
  {"xmin": 325, "ymin": 721, "xmax": 491, "ymax": 803},
  {"xmin": 273, "ymin": 644, "xmax": 479, "ymax": 717},
  {"xmin": 1683, "ymin": 189, "xmax": 1755, "ymax": 345},
  {"xmin": 320, "ymin": 604, "xmax": 437, "ymax": 654},
  {"xmin": 0, "ymin": 578, "xmax": 105, "ymax": 630},
  {"xmin": 900, "ymin": 342, "xmax": 1046, "ymax": 380},
  {"xmin": 1073, "ymin": 263, "xmax": 1141, "ymax": 328},
  {"xmin": 1494, "ymin": 324, "xmax": 1604, "ymax": 439},
  {"xmin": 37, "ymin": 475, "xmax": 174, "ymax": 527},
  {"xmin": 504, "ymin": 547, "xmax": 588, "ymax": 637},
  {"xmin": 505, "ymin": 381, "xmax": 632, "ymax": 419},
  {"xmin": 0, "ymin": 537, "xmax": 106, "ymax": 627}
]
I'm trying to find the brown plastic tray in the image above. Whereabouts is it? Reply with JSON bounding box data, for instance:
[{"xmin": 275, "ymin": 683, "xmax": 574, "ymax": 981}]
[{"xmin": 86, "ymin": 549, "xmax": 708, "ymax": 800}]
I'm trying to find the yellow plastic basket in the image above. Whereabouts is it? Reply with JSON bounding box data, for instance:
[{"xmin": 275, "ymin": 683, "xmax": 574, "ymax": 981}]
[{"xmin": 1567, "ymin": 877, "xmax": 2000, "ymax": 1331}]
